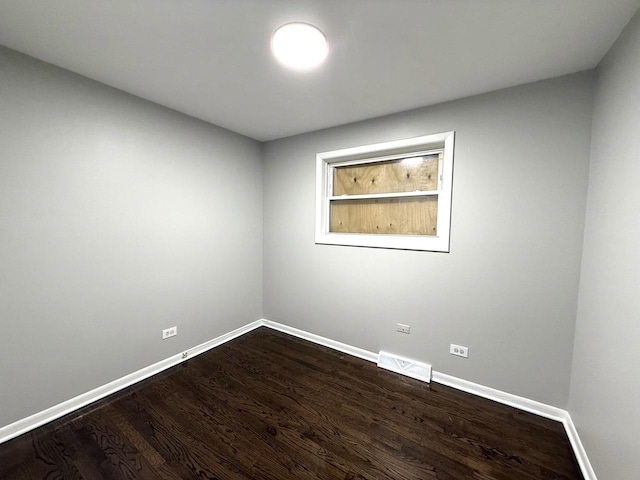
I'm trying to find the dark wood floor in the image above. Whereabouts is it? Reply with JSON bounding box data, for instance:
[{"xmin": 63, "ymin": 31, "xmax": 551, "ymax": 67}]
[{"xmin": 0, "ymin": 327, "xmax": 583, "ymax": 480}]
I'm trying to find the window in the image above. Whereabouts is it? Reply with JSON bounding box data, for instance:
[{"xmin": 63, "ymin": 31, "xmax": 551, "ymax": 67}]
[{"xmin": 315, "ymin": 131, "xmax": 454, "ymax": 252}]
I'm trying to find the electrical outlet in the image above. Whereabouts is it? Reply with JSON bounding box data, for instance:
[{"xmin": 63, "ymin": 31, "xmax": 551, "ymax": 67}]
[
  {"xmin": 396, "ymin": 323, "xmax": 411, "ymax": 334},
  {"xmin": 450, "ymin": 344, "xmax": 469, "ymax": 358},
  {"xmin": 162, "ymin": 326, "xmax": 177, "ymax": 340}
]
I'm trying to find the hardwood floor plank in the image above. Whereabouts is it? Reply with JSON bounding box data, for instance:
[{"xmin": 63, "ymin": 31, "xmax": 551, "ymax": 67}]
[
  {"xmin": 0, "ymin": 327, "xmax": 583, "ymax": 480},
  {"xmin": 222, "ymin": 333, "xmax": 573, "ymax": 478}
]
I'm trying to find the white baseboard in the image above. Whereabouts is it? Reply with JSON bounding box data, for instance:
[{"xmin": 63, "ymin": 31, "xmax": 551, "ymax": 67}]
[
  {"xmin": 562, "ymin": 414, "xmax": 597, "ymax": 480},
  {"xmin": 430, "ymin": 371, "xmax": 566, "ymax": 421},
  {"xmin": 261, "ymin": 319, "xmax": 379, "ymax": 363},
  {"xmin": 0, "ymin": 318, "xmax": 597, "ymax": 480},
  {"xmin": 0, "ymin": 320, "xmax": 263, "ymax": 445}
]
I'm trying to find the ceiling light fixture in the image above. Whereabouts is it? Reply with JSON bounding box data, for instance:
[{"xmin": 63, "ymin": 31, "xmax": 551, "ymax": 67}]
[{"xmin": 271, "ymin": 22, "xmax": 328, "ymax": 70}]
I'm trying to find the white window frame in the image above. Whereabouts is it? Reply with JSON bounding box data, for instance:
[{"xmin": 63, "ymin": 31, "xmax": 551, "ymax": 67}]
[{"xmin": 315, "ymin": 131, "xmax": 455, "ymax": 252}]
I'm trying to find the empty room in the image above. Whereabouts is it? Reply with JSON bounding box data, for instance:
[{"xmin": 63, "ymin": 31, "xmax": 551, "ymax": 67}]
[{"xmin": 1, "ymin": 1, "xmax": 639, "ymax": 479}]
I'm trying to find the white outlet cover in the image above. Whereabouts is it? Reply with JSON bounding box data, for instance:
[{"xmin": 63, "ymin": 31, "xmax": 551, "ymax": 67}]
[
  {"xmin": 450, "ymin": 343, "xmax": 469, "ymax": 358},
  {"xmin": 396, "ymin": 323, "xmax": 411, "ymax": 334},
  {"xmin": 162, "ymin": 326, "xmax": 177, "ymax": 339}
]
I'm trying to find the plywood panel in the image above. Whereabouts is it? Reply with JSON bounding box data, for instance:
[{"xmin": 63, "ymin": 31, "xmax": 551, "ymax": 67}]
[
  {"xmin": 330, "ymin": 196, "xmax": 438, "ymax": 235},
  {"xmin": 333, "ymin": 154, "xmax": 439, "ymax": 196}
]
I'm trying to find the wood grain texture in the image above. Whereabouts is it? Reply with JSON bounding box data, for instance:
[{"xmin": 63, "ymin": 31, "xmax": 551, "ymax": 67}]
[
  {"xmin": 330, "ymin": 196, "xmax": 438, "ymax": 235},
  {"xmin": 0, "ymin": 328, "xmax": 583, "ymax": 480},
  {"xmin": 333, "ymin": 154, "xmax": 440, "ymax": 196}
]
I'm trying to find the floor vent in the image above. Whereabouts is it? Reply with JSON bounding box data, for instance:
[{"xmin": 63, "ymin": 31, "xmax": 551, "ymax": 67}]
[{"xmin": 377, "ymin": 351, "xmax": 432, "ymax": 383}]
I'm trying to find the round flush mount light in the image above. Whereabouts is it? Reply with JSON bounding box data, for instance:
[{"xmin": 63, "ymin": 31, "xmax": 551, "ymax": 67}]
[{"xmin": 271, "ymin": 22, "xmax": 328, "ymax": 70}]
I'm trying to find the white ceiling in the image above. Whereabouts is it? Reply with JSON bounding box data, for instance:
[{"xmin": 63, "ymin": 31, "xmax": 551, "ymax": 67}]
[{"xmin": 1, "ymin": 0, "xmax": 639, "ymax": 141}]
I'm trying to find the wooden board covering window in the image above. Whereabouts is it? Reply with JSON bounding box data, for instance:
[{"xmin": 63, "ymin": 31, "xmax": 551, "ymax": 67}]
[
  {"xmin": 332, "ymin": 154, "xmax": 439, "ymax": 196},
  {"xmin": 330, "ymin": 197, "xmax": 438, "ymax": 236}
]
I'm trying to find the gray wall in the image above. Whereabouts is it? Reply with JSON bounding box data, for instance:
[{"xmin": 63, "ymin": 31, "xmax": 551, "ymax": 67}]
[
  {"xmin": 263, "ymin": 73, "xmax": 595, "ymax": 407},
  {"xmin": 4, "ymin": 18, "xmax": 637, "ymax": 473},
  {"xmin": 568, "ymin": 8, "xmax": 640, "ymax": 479},
  {"xmin": 0, "ymin": 47, "xmax": 263, "ymax": 428}
]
